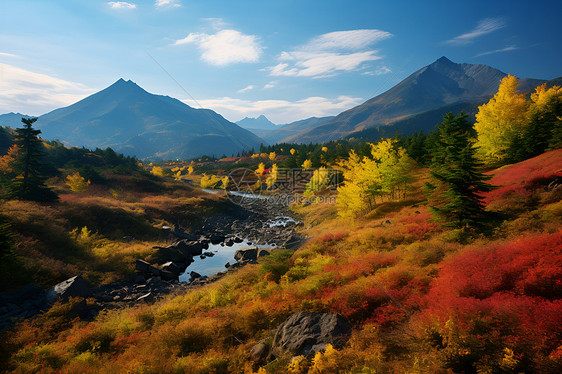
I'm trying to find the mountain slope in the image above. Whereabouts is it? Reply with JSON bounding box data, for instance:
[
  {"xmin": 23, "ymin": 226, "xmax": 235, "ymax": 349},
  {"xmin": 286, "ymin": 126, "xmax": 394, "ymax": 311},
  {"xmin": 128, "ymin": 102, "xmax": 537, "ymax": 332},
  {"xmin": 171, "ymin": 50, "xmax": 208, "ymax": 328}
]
[
  {"xmin": 287, "ymin": 57, "xmax": 546, "ymax": 143},
  {"xmin": 36, "ymin": 79, "xmax": 264, "ymax": 160},
  {"xmin": 0, "ymin": 112, "xmax": 33, "ymax": 128}
]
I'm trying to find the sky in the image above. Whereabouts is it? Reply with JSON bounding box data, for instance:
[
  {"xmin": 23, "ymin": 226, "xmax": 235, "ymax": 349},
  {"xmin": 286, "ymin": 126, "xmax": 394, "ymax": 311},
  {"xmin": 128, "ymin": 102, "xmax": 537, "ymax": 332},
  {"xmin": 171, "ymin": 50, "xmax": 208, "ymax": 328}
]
[{"xmin": 0, "ymin": 0, "xmax": 561, "ymax": 124}]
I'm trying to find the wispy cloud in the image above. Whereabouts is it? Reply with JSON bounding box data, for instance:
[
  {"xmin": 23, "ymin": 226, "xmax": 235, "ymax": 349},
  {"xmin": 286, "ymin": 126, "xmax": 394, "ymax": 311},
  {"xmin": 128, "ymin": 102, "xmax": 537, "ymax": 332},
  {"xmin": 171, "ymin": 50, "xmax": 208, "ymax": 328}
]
[
  {"xmin": 475, "ymin": 45, "xmax": 518, "ymax": 57},
  {"xmin": 362, "ymin": 66, "xmax": 391, "ymax": 76},
  {"xmin": 173, "ymin": 29, "xmax": 262, "ymax": 66},
  {"xmin": 267, "ymin": 29, "xmax": 392, "ymax": 78},
  {"xmin": 263, "ymin": 81, "xmax": 277, "ymax": 89},
  {"xmin": 237, "ymin": 85, "xmax": 255, "ymax": 93},
  {"xmin": 155, "ymin": 0, "xmax": 180, "ymax": 9},
  {"xmin": 195, "ymin": 95, "xmax": 362, "ymax": 124},
  {"xmin": 0, "ymin": 63, "xmax": 93, "ymax": 115},
  {"xmin": 445, "ymin": 17, "xmax": 506, "ymax": 45},
  {"xmin": 107, "ymin": 1, "xmax": 137, "ymax": 9},
  {"xmin": 202, "ymin": 18, "xmax": 227, "ymax": 30},
  {"xmin": 0, "ymin": 52, "xmax": 20, "ymax": 58}
]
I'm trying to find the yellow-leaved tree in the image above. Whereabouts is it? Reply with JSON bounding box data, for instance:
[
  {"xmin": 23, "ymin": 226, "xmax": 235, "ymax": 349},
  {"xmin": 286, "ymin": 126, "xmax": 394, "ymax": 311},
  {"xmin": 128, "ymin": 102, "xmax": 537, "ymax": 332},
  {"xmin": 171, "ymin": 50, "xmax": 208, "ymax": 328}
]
[
  {"xmin": 474, "ymin": 74, "xmax": 529, "ymax": 163},
  {"xmin": 66, "ymin": 172, "xmax": 90, "ymax": 192},
  {"xmin": 220, "ymin": 176, "xmax": 229, "ymax": 189},
  {"xmin": 269, "ymin": 152, "xmax": 276, "ymax": 161},
  {"xmin": 302, "ymin": 159, "xmax": 312, "ymax": 169},
  {"xmin": 336, "ymin": 139, "xmax": 415, "ymax": 217},
  {"xmin": 290, "ymin": 148, "xmax": 296, "ymax": 155},
  {"xmin": 255, "ymin": 162, "xmax": 265, "ymax": 176},
  {"xmin": 200, "ymin": 174, "xmax": 221, "ymax": 188},
  {"xmin": 187, "ymin": 166, "xmax": 194, "ymax": 175},
  {"xmin": 266, "ymin": 164, "xmax": 278, "ymax": 189},
  {"xmin": 304, "ymin": 167, "xmax": 331, "ymax": 197}
]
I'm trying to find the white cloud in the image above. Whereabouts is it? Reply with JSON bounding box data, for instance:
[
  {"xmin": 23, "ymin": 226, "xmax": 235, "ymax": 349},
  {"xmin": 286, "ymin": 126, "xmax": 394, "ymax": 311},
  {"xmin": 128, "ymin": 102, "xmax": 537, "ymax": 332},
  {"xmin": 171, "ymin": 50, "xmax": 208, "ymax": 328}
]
[
  {"xmin": 445, "ymin": 18, "xmax": 506, "ymax": 45},
  {"xmin": 202, "ymin": 18, "xmax": 227, "ymax": 30},
  {"xmin": 237, "ymin": 85, "xmax": 255, "ymax": 93},
  {"xmin": 0, "ymin": 52, "xmax": 20, "ymax": 58},
  {"xmin": 271, "ymin": 51, "xmax": 382, "ymax": 78},
  {"xmin": 304, "ymin": 29, "xmax": 392, "ymax": 51},
  {"xmin": 267, "ymin": 29, "xmax": 392, "ymax": 78},
  {"xmin": 173, "ymin": 29, "xmax": 262, "ymax": 66},
  {"xmin": 108, "ymin": 1, "xmax": 137, "ymax": 9},
  {"xmin": 362, "ymin": 66, "xmax": 391, "ymax": 76},
  {"xmin": 0, "ymin": 63, "xmax": 93, "ymax": 115},
  {"xmin": 475, "ymin": 45, "xmax": 518, "ymax": 57},
  {"xmin": 264, "ymin": 81, "xmax": 277, "ymax": 89},
  {"xmin": 194, "ymin": 95, "xmax": 362, "ymax": 124},
  {"xmin": 155, "ymin": 0, "xmax": 180, "ymax": 8}
]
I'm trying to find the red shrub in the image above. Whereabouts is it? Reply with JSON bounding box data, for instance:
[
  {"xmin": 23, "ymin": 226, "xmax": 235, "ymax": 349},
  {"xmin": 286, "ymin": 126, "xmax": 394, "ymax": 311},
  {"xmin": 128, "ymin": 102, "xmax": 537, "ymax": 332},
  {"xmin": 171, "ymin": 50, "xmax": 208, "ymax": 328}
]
[{"xmin": 483, "ymin": 149, "xmax": 562, "ymax": 205}]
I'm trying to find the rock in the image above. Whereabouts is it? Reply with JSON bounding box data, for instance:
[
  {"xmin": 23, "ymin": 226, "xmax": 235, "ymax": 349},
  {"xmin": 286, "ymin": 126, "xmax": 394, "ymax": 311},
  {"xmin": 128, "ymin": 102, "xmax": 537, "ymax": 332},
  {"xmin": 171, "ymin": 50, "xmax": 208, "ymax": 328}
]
[
  {"xmin": 234, "ymin": 247, "xmax": 258, "ymax": 262},
  {"xmin": 224, "ymin": 238, "xmax": 234, "ymax": 247},
  {"xmin": 161, "ymin": 261, "xmax": 182, "ymax": 275},
  {"xmin": 271, "ymin": 312, "xmax": 351, "ymax": 357},
  {"xmin": 209, "ymin": 234, "xmax": 225, "ymax": 245},
  {"xmin": 202, "ymin": 251, "xmax": 215, "ymax": 257},
  {"xmin": 172, "ymin": 226, "xmax": 199, "ymax": 241},
  {"xmin": 225, "ymin": 262, "xmax": 231, "ymax": 268},
  {"xmin": 134, "ymin": 275, "xmax": 146, "ymax": 284},
  {"xmin": 136, "ymin": 292, "xmax": 153, "ymax": 302},
  {"xmin": 233, "ymin": 236, "xmax": 244, "ymax": 243},
  {"xmin": 161, "ymin": 225, "xmax": 172, "ymax": 232},
  {"xmin": 250, "ymin": 342, "xmax": 270, "ymax": 362},
  {"xmin": 135, "ymin": 259, "xmax": 151, "ymax": 273},
  {"xmin": 189, "ymin": 271, "xmax": 202, "ymax": 282},
  {"xmin": 385, "ymin": 220, "xmax": 391, "ymax": 224},
  {"xmin": 46, "ymin": 275, "xmax": 91, "ymax": 304},
  {"xmin": 160, "ymin": 269, "xmax": 179, "ymax": 281},
  {"xmin": 258, "ymin": 249, "xmax": 271, "ymax": 258},
  {"xmin": 153, "ymin": 246, "xmax": 187, "ymax": 264},
  {"xmin": 10, "ymin": 284, "xmax": 44, "ymax": 305}
]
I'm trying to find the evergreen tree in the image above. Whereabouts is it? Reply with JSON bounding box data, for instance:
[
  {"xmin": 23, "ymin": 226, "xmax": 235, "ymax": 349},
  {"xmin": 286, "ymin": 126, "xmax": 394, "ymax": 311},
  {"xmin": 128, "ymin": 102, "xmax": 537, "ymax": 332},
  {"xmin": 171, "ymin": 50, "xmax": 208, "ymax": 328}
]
[
  {"xmin": 429, "ymin": 113, "xmax": 492, "ymax": 230},
  {"xmin": 9, "ymin": 117, "xmax": 57, "ymax": 202}
]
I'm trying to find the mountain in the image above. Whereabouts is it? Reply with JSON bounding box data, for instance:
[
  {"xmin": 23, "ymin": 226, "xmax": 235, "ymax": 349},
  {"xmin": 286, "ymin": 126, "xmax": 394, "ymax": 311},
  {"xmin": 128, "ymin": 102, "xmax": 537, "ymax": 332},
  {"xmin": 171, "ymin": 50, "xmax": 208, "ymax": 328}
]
[
  {"xmin": 236, "ymin": 115, "xmax": 277, "ymax": 130},
  {"xmin": 35, "ymin": 79, "xmax": 264, "ymax": 160},
  {"xmin": 0, "ymin": 112, "xmax": 34, "ymax": 128},
  {"xmin": 286, "ymin": 57, "xmax": 547, "ymax": 143}
]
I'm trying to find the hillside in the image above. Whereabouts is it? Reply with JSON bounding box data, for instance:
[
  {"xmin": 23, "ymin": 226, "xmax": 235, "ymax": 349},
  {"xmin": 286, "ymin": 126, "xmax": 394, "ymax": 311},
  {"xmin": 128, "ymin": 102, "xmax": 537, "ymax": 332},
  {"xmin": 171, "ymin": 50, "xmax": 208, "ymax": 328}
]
[
  {"xmin": 2, "ymin": 147, "xmax": 560, "ymax": 373},
  {"xmin": 35, "ymin": 79, "xmax": 264, "ymax": 160},
  {"xmin": 286, "ymin": 57, "xmax": 546, "ymax": 143}
]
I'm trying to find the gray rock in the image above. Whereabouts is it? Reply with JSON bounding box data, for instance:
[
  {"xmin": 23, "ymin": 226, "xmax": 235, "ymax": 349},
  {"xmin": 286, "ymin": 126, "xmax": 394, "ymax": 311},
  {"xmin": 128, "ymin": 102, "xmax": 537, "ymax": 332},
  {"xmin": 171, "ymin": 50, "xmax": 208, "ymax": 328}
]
[
  {"xmin": 209, "ymin": 234, "xmax": 225, "ymax": 245},
  {"xmin": 271, "ymin": 312, "xmax": 351, "ymax": 357},
  {"xmin": 234, "ymin": 247, "xmax": 258, "ymax": 262},
  {"xmin": 172, "ymin": 226, "xmax": 199, "ymax": 241},
  {"xmin": 46, "ymin": 275, "xmax": 91, "ymax": 304},
  {"xmin": 250, "ymin": 342, "xmax": 269, "ymax": 362}
]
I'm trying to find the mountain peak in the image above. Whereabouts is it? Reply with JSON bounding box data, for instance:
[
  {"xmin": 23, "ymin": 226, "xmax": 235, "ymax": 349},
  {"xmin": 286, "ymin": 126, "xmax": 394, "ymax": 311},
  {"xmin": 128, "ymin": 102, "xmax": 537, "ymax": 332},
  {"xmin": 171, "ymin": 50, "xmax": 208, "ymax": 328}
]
[
  {"xmin": 236, "ymin": 115, "xmax": 277, "ymax": 130},
  {"xmin": 435, "ymin": 56, "xmax": 453, "ymax": 64}
]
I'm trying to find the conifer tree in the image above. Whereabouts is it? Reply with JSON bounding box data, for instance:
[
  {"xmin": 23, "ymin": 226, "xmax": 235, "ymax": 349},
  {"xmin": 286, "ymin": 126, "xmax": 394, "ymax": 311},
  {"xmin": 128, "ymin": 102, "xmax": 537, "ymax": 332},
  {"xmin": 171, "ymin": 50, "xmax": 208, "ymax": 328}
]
[
  {"xmin": 9, "ymin": 118, "xmax": 57, "ymax": 202},
  {"xmin": 429, "ymin": 112, "xmax": 492, "ymax": 230}
]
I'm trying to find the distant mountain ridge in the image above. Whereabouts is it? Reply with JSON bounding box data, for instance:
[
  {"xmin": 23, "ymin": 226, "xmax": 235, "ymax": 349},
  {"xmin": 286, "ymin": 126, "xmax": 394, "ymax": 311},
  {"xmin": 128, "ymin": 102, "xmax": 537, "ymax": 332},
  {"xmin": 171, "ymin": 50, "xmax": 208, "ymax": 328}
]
[
  {"xmin": 236, "ymin": 115, "xmax": 277, "ymax": 130},
  {"xmin": 0, "ymin": 112, "xmax": 34, "ymax": 128},
  {"xmin": 34, "ymin": 79, "xmax": 264, "ymax": 160},
  {"xmin": 285, "ymin": 56, "xmax": 549, "ymax": 144}
]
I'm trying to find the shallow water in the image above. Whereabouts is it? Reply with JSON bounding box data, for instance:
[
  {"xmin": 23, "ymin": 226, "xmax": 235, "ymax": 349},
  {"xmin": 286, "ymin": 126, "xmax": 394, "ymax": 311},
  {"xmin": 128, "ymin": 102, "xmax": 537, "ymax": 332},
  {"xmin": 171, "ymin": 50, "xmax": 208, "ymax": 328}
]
[{"xmin": 178, "ymin": 239, "xmax": 274, "ymax": 281}]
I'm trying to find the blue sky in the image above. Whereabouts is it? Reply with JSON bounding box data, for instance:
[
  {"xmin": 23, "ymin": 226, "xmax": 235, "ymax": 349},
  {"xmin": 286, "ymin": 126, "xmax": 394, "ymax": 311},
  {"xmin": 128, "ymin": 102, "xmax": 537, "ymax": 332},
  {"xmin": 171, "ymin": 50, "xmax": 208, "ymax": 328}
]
[{"xmin": 0, "ymin": 0, "xmax": 560, "ymax": 123}]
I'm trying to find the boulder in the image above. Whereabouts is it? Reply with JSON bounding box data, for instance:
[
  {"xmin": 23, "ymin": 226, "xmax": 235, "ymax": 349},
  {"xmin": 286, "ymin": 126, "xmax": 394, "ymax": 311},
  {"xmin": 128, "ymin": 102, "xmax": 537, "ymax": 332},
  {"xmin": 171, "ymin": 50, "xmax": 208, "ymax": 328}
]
[
  {"xmin": 234, "ymin": 247, "xmax": 258, "ymax": 262},
  {"xmin": 258, "ymin": 249, "xmax": 271, "ymax": 258},
  {"xmin": 161, "ymin": 262, "xmax": 183, "ymax": 274},
  {"xmin": 46, "ymin": 275, "xmax": 91, "ymax": 304},
  {"xmin": 271, "ymin": 312, "xmax": 351, "ymax": 357},
  {"xmin": 135, "ymin": 259, "xmax": 151, "ymax": 273},
  {"xmin": 160, "ymin": 269, "xmax": 179, "ymax": 281},
  {"xmin": 233, "ymin": 236, "xmax": 244, "ymax": 243},
  {"xmin": 189, "ymin": 271, "xmax": 202, "ymax": 282},
  {"xmin": 172, "ymin": 226, "xmax": 199, "ymax": 241},
  {"xmin": 224, "ymin": 238, "xmax": 234, "ymax": 247},
  {"xmin": 250, "ymin": 342, "xmax": 270, "ymax": 362},
  {"xmin": 209, "ymin": 234, "xmax": 225, "ymax": 245},
  {"xmin": 153, "ymin": 246, "xmax": 187, "ymax": 264}
]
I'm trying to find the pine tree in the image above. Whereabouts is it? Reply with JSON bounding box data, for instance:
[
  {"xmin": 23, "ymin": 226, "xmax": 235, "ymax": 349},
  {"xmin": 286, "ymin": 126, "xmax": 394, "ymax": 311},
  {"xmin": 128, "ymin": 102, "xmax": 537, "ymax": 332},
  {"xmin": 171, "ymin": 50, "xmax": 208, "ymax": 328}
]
[
  {"xmin": 9, "ymin": 118, "xmax": 57, "ymax": 202},
  {"xmin": 430, "ymin": 113, "xmax": 493, "ymax": 230}
]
